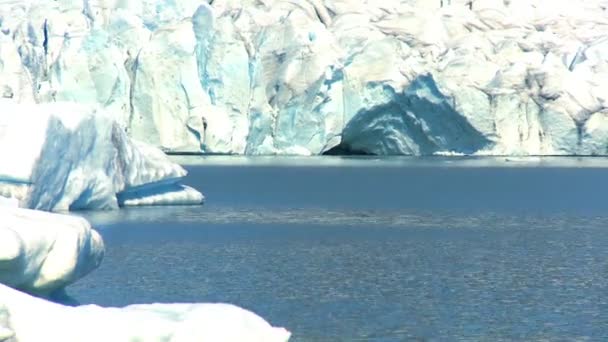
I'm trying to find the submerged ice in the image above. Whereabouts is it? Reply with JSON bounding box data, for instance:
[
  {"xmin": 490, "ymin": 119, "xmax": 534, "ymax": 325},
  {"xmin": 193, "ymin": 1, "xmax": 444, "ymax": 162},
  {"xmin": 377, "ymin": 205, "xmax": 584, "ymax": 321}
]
[{"xmin": 1, "ymin": 0, "xmax": 608, "ymax": 155}]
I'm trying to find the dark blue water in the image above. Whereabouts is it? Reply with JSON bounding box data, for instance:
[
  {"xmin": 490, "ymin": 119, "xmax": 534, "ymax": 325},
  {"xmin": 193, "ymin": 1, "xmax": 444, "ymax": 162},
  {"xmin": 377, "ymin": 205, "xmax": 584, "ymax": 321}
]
[{"xmin": 71, "ymin": 157, "xmax": 608, "ymax": 341}]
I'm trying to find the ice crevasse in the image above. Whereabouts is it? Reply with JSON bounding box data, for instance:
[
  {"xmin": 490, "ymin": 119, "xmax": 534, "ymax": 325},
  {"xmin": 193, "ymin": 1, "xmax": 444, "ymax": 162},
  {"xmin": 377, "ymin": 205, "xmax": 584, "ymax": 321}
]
[
  {"xmin": 0, "ymin": 101, "xmax": 204, "ymax": 211},
  {"xmin": 2, "ymin": 0, "xmax": 608, "ymax": 155}
]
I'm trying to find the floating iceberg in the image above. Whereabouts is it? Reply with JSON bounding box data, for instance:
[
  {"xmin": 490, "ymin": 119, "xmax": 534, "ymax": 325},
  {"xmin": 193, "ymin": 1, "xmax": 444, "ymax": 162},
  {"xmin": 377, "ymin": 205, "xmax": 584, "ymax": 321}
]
[
  {"xmin": 0, "ymin": 283, "xmax": 290, "ymax": 342},
  {"xmin": 0, "ymin": 206, "xmax": 103, "ymax": 297},
  {"xmin": 0, "ymin": 101, "xmax": 204, "ymax": 211},
  {"xmin": 2, "ymin": 0, "xmax": 608, "ymax": 155}
]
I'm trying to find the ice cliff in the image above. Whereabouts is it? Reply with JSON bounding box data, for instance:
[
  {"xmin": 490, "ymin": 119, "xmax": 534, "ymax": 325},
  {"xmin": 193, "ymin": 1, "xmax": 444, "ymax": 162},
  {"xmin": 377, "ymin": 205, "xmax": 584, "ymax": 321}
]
[
  {"xmin": 1, "ymin": 0, "xmax": 608, "ymax": 155},
  {"xmin": 0, "ymin": 101, "xmax": 204, "ymax": 211}
]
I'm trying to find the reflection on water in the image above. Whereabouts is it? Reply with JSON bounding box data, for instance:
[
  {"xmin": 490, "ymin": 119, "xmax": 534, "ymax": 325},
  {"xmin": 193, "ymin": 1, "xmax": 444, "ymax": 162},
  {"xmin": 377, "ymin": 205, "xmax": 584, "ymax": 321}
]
[{"xmin": 69, "ymin": 157, "xmax": 608, "ymax": 341}]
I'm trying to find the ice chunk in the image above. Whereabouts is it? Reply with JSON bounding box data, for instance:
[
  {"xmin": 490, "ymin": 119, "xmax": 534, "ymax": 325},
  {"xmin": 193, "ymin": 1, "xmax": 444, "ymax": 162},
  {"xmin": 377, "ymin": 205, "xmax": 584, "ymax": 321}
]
[
  {"xmin": 0, "ymin": 207, "xmax": 104, "ymax": 297},
  {"xmin": 0, "ymin": 283, "xmax": 291, "ymax": 342},
  {"xmin": 0, "ymin": 196, "xmax": 17, "ymax": 208},
  {"xmin": 0, "ymin": 101, "xmax": 204, "ymax": 211}
]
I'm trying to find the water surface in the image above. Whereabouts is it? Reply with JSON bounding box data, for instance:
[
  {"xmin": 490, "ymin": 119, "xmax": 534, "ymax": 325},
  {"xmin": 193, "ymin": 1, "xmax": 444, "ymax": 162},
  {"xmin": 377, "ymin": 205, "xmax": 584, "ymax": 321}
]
[{"xmin": 71, "ymin": 157, "xmax": 608, "ymax": 341}]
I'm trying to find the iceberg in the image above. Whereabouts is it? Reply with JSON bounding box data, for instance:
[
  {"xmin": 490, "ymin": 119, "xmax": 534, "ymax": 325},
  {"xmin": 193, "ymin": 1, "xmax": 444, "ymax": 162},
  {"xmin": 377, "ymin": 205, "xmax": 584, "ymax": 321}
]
[
  {"xmin": 0, "ymin": 283, "xmax": 291, "ymax": 342},
  {"xmin": 2, "ymin": 0, "xmax": 608, "ymax": 155},
  {"xmin": 0, "ymin": 206, "xmax": 103, "ymax": 297},
  {"xmin": 0, "ymin": 101, "xmax": 204, "ymax": 211}
]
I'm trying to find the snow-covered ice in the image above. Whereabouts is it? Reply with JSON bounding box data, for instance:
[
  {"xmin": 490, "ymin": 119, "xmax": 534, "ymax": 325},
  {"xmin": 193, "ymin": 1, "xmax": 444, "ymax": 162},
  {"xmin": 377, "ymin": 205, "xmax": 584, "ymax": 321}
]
[
  {"xmin": 2, "ymin": 0, "xmax": 608, "ymax": 155},
  {"xmin": 0, "ymin": 283, "xmax": 291, "ymax": 342},
  {"xmin": 0, "ymin": 206, "xmax": 103, "ymax": 297},
  {"xmin": 0, "ymin": 101, "xmax": 204, "ymax": 211}
]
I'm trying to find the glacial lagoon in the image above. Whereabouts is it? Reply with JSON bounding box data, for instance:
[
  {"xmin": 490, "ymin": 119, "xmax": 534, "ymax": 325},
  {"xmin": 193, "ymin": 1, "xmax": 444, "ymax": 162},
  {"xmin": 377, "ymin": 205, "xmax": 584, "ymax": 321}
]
[{"xmin": 70, "ymin": 157, "xmax": 608, "ymax": 341}]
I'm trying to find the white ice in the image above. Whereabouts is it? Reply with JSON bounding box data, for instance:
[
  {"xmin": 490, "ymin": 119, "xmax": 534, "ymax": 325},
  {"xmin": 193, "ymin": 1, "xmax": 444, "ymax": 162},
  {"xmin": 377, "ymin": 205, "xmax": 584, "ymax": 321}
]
[
  {"xmin": 0, "ymin": 101, "xmax": 204, "ymax": 211},
  {"xmin": 0, "ymin": 283, "xmax": 290, "ymax": 342},
  {"xmin": 0, "ymin": 206, "xmax": 103, "ymax": 297}
]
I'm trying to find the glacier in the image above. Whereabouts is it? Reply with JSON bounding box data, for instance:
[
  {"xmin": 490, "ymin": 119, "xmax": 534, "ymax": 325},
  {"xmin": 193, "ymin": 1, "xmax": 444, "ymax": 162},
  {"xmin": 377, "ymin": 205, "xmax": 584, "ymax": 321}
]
[
  {"xmin": 0, "ymin": 283, "xmax": 291, "ymax": 342},
  {"xmin": 2, "ymin": 0, "xmax": 608, "ymax": 155},
  {"xmin": 0, "ymin": 206, "xmax": 103, "ymax": 297},
  {"xmin": 0, "ymin": 101, "xmax": 204, "ymax": 211}
]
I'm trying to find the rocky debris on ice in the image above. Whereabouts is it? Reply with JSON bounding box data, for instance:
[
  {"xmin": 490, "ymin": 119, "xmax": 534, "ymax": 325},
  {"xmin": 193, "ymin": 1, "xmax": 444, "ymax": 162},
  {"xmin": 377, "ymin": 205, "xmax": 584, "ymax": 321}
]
[
  {"xmin": 1, "ymin": 0, "xmax": 608, "ymax": 155},
  {"xmin": 0, "ymin": 101, "xmax": 204, "ymax": 211},
  {"xmin": 0, "ymin": 283, "xmax": 291, "ymax": 342},
  {"xmin": 0, "ymin": 206, "xmax": 103, "ymax": 297}
]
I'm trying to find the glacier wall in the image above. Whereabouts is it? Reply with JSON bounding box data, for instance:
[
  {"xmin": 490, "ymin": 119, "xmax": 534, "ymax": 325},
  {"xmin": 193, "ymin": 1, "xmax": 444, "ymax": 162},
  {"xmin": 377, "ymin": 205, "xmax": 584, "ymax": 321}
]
[{"xmin": 1, "ymin": 0, "xmax": 608, "ymax": 155}]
